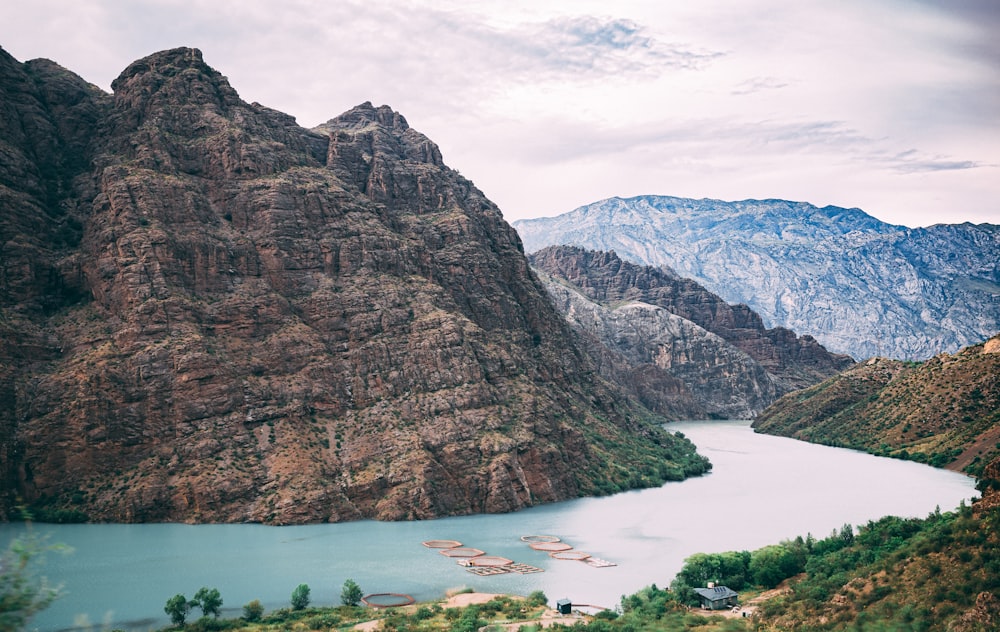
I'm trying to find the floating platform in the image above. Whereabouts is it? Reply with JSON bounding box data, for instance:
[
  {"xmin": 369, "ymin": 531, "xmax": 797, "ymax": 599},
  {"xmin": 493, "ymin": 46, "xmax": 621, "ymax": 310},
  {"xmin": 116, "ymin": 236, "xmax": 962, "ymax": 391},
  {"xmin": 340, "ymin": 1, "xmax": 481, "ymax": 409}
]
[
  {"xmin": 422, "ymin": 539, "xmax": 462, "ymax": 549},
  {"xmin": 464, "ymin": 562, "xmax": 544, "ymax": 576},
  {"xmin": 506, "ymin": 562, "xmax": 544, "ymax": 574},
  {"xmin": 520, "ymin": 534, "xmax": 561, "ymax": 543},
  {"xmin": 529, "ymin": 541, "xmax": 573, "ymax": 552},
  {"xmin": 585, "ymin": 557, "xmax": 617, "ymax": 568},
  {"xmin": 424, "ymin": 537, "xmax": 547, "ymax": 577},
  {"xmin": 361, "ymin": 593, "xmax": 415, "ymax": 608},
  {"xmin": 440, "ymin": 547, "xmax": 485, "ymax": 558},
  {"xmin": 467, "ymin": 555, "xmax": 513, "ymax": 567},
  {"xmin": 550, "ymin": 550, "xmax": 591, "ymax": 561},
  {"xmin": 465, "ymin": 565, "xmax": 510, "ymax": 576}
]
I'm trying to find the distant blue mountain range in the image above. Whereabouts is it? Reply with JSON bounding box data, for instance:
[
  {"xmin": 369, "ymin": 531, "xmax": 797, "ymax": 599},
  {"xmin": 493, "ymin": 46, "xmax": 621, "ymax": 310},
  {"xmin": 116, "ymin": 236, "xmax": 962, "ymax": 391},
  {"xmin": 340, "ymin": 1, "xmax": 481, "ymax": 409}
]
[{"xmin": 514, "ymin": 196, "xmax": 1000, "ymax": 360}]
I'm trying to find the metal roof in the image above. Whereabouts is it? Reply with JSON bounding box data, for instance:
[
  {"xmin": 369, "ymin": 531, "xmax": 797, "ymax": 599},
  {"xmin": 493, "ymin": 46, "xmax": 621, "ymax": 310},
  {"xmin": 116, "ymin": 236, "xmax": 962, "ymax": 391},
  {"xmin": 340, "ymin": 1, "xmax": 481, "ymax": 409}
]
[{"xmin": 693, "ymin": 586, "xmax": 739, "ymax": 600}]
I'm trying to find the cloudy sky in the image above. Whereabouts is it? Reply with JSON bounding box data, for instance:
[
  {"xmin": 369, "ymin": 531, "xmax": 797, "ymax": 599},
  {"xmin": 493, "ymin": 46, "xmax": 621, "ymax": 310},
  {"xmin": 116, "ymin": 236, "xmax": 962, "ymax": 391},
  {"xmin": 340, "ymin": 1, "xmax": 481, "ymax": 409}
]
[{"xmin": 2, "ymin": 0, "xmax": 998, "ymax": 227}]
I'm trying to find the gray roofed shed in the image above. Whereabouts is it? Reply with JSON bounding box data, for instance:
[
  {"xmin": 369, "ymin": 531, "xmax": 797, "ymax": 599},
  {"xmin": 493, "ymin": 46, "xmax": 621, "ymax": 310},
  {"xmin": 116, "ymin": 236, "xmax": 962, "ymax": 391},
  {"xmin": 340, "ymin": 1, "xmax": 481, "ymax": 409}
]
[{"xmin": 693, "ymin": 586, "xmax": 739, "ymax": 610}]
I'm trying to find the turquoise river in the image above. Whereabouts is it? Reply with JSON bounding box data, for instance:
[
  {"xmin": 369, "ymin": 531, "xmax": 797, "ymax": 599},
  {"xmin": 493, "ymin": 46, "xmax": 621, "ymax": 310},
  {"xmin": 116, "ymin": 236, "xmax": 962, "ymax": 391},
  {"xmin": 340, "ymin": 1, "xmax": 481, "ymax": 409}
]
[{"xmin": 2, "ymin": 421, "xmax": 977, "ymax": 631}]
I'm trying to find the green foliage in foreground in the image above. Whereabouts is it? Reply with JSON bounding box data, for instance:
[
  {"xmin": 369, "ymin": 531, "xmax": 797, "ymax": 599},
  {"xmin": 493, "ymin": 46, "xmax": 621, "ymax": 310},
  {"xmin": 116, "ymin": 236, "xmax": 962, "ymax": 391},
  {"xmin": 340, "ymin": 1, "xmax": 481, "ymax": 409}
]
[
  {"xmin": 151, "ymin": 502, "xmax": 999, "ymax": 632},
  {"xmin": 758, "ymin": 503, "xmax": 1000, "ymax": 630},
  {"xmin": 0, "ymin": 532, "xmax": 62, "ymax": 632},
  {"xmin": 290, "ymin": 583, "xmax": 310, "ymax": 610},
  {"xmin": 164, "ymin": 594, "xmax": 190, "ymax": 626},
  {"xmin": 155, "ymin": 585, "xmax": 747, "ymax": 632},
  {"xmin": 667, "ymin": 502, "xmax": 1000, "ymax": 631},
  {"xmin": 340, "ymin": 579, "xmax": 362, "ymax": 607},
  {"xmin": 241, "ymin": 600, "xmax": 263, "ymax": 622}
]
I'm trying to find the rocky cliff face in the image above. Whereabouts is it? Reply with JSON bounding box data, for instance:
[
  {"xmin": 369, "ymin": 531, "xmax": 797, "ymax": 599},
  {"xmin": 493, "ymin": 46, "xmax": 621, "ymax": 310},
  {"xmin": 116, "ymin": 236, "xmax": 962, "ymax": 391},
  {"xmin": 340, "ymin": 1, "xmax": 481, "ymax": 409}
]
[
  {"xmin": 530, "ymin": 247, "xmax": 853, "ymax": 418},
  {"xmin": 514, "ymin": 196, "xmax": 1000, "ymax": 360},
  {"xmin": 753, "ymin": 334, "xmax": 1000, "ymax": 476},
  {"xmin": 0, "ymin": 47, "xmax": 709, "ymax": 523}
]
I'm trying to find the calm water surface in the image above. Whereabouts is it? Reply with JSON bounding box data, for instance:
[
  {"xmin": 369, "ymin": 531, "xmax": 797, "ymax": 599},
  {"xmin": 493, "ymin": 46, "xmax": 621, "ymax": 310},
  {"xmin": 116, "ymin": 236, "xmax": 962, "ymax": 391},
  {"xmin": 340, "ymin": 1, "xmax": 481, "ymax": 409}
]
[{"xmin": 4, "ymin": 421, "xmax": 976, "ymax": 631}]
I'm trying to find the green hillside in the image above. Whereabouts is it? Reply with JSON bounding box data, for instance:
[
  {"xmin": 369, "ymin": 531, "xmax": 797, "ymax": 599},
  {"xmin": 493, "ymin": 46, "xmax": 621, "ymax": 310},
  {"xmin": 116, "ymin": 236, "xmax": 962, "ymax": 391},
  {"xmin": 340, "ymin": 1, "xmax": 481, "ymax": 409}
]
[{"xmin": 753, "ymin": 334, "xmax": 1000, "ymax": 477}]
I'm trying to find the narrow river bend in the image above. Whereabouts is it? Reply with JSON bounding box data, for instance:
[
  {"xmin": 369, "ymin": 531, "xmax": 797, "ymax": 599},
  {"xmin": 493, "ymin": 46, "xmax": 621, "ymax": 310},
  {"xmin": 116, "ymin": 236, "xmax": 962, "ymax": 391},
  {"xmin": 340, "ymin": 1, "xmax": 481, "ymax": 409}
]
[{"xmin": 4, "ymin": 421, "xmax": 976, "ymax": 631}]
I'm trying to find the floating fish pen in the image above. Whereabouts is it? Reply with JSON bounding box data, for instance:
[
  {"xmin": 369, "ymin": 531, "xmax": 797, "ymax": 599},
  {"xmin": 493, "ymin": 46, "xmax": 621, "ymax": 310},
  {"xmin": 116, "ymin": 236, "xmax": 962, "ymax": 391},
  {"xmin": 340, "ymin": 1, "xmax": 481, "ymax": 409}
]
[
  {"xmin": 462, "ymin": 560, "xmax": 544, "ymax": 576},
  {"xmin": 585, "ymin": 557, "xmax": 617, "ymax": 568},
  {"xmin": 520, "ymin": 534, "xmax": 561, "ymax": 544},
  {"xmin": 464, "ymin": 565, "xmax": 511, "ymax": 576},
  {"xmin": 506, "ymin": 562, "xmax": 544, "ymax": 574},
  {"xmin": 466, "ymin": 555, "xmax": 514, "ymax": 567},
  {"xmin": 361, "ymin": 593, "xmax": 415, "ymax": 608},
  {"xmin": 422, "ymin": 537, "xmax": 546, "ymax": 577},
  {"xmin": 439, "ymin": 547, "xmax": 485, "ymax": 558},
  {"xmin": 520, "ymin": 534, "xmax": 617, "ymax": 567},
  {"xmin": 422, "ymin": 539, "xmax": 463, "ymax": 549},
  {"xmin": 528, "ymin": 541, "xmax": 573, "ymax": 552}
]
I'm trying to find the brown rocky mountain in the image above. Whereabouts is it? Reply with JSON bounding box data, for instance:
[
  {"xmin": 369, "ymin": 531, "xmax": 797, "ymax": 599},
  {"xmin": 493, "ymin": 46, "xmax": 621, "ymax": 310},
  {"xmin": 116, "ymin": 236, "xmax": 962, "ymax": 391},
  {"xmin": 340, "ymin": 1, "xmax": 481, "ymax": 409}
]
[
  {"xmin": 529, "ymin": 246, "xmax": 854, "ymax": 418},
  {"xmin": 754, "ymin": 334, "xmax": 1000, "ymax": 476},
  {"xmin": 0, "ymin": 46, "xmax": 710, "ymax": 524}
]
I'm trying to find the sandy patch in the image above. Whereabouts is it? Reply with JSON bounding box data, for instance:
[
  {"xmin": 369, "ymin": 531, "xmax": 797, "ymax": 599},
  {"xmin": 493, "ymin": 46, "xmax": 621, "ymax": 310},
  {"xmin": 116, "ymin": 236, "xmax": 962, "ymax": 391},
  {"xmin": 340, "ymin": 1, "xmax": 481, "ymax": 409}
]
[{"xmin": 444, "ymin": 592, "xmax": 506, "ymax": 608}]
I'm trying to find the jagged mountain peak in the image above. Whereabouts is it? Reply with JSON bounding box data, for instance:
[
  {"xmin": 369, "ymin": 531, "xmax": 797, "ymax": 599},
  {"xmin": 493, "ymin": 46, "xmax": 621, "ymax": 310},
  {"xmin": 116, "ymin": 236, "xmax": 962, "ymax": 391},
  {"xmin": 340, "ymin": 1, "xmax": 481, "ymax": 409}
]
[
  {"xmin": 112, "ymin": 47, "xmax": 219, "ymax": 91},
  {"xmin": 321, "ymin": 101, "xmax": 411, "ymax": 132},
  {"xmin": 315, "ymin": 101, "xmax": 444, "ymax": 173},
  {"xmin": 549, "ymin": 195, "xmax": 896, "ymax": 239},
  {"xmin": 109, "ymin": 47, "xmax": 244, "ymax": 127}
]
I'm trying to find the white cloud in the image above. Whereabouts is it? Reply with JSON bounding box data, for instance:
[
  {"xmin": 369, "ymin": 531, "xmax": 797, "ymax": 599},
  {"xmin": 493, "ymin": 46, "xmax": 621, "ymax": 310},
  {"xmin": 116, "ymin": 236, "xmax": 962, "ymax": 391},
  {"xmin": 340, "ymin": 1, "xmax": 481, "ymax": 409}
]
[{"xmin": 0, "ymin": 0, "xmax": 997, "ymax": 227}]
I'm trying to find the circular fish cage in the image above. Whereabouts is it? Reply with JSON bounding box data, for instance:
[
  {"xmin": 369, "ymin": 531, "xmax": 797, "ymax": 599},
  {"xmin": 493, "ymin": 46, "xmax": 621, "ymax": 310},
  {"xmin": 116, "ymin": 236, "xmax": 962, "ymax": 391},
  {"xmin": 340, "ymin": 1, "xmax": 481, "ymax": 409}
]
[
  {"xmin": 422, "ymin": 539, "xmax": 463, "ymax": 549},
  {"xmin": 529, "ymin": 541, "xmax": 573, "ymax": 552},
  {"xmin": 550, "ymin": 550, "xmax": 591, "ymax": 561},
  {"xmin": 469, "ymin": 555, "xmax": 514, "ymax": 567},
  {"xmin": 439, "ymin": 547, "xmax": 485, "ymax": 558},
  {"xmin": 520, "ymin": 535, "xmax": 561, "ymax": 543},
  {"xmin": 362, "ymin": 593, "xmax": 415, "ymax": 608}
]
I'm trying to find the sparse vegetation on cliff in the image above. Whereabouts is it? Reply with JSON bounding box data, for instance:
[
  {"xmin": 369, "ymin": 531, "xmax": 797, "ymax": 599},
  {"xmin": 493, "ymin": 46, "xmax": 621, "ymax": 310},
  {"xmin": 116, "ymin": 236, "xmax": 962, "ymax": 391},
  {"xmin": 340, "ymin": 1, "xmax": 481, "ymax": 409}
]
[{"xmin": 754, "ymin": 334, "xmax": 1000, "ymax": 476}]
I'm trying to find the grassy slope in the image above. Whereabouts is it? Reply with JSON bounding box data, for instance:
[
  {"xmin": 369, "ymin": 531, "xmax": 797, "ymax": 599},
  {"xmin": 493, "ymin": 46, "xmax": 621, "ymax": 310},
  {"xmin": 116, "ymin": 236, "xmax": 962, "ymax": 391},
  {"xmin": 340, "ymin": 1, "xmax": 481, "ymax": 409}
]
[
  {"xmin": 756, "ymin": 502, "xmax": 1000, "ymax": 631},
  {"xmin": 753, "ymin": 335, "xmax": 1000, "ymax": 477}
]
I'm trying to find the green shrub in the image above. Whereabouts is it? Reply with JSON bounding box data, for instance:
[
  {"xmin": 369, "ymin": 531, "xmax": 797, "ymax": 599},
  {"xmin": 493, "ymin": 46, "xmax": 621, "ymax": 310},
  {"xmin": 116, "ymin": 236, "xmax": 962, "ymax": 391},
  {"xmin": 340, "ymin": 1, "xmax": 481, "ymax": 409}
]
[
  {"xmin": 306, "ymin": 612, "xmax": 341, "ymax": 629},
  {"xmin": 526, "ymin": 590, "xmax": 548, "ymax": 607},
  {"xmin": 242, "ymin": 599, "xmax": 264, "ymax": 622},
  {"xmin": 291, "ymin": 583, "xmax": 311, "ymax": 610}
]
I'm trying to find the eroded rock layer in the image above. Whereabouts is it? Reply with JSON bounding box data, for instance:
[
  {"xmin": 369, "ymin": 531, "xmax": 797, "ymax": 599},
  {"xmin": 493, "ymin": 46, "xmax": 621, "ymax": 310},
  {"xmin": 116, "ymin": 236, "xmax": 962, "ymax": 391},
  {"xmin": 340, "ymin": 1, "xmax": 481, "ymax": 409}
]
[
  {"xmin": 530, "ymin": 246, "xmax": 853, "ymax": 418},
  {"xmin": 0, "ymin": 47, "xmax": 708, "ymax": 523}
]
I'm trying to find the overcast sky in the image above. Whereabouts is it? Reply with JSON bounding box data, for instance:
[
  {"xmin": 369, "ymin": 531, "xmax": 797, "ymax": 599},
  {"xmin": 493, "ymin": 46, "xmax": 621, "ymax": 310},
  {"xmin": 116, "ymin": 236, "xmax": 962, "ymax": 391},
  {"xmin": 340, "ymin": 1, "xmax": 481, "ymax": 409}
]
[{"xmin": 2, "ymin": 0, "xmax": 998, "ymax": 227}]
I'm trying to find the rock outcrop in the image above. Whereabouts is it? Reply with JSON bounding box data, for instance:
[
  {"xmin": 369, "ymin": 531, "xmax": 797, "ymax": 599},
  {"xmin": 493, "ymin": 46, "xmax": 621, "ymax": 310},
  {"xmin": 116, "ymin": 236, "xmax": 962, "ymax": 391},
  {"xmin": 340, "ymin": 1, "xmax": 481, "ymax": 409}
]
[
  {"xmin": 0, "ymin": 47, "xmax": 709, "ymax": 524},
  {"xmin": 530, "ymin": 246, "xmax": 853, "ymax": 418},
  {"xmin": 513, "ymin": 196, "xmax": 1000, "ymax": 360}
]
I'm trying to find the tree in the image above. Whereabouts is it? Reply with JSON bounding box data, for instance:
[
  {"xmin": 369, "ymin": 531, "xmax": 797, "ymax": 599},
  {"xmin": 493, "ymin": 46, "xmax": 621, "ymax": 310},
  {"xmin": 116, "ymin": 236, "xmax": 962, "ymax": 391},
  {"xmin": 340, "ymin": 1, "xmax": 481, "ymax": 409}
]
[
  {"xmin": 242, "ymin": 599, "xmax": 264, "ymax": 622},
  {"xmin": 340, "ymin": 579, "xmax": 362, "ymax": 607},
  {"xmin": 839, "ymin": 523, "xmax": 855, "ymax": 545},
  {"xmin": 191, "ymin": 586, "xmax": 222, "ymax": 618},
  {"xmin": 164, "ymin": 594, "xmax": 190, "ymax": 626},
  {"xmin": 749, "ymin": 544, "xmax": 804, "ymax": 589},
  {"xmin": 0, "ymin": 533, "xmax": 61, "ymax": 632},
  {"xmin": 291, "ymin": 583, "xmax": 310, "ymax": 610}
]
